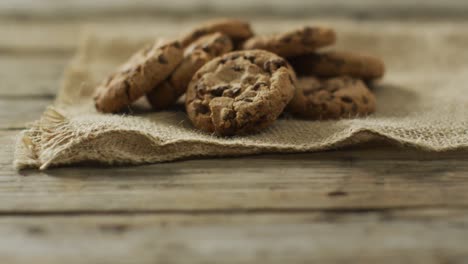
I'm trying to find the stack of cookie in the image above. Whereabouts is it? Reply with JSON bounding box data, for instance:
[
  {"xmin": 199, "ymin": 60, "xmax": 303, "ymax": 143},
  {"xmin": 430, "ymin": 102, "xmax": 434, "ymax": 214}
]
[{"xmin": 94, "ymin": 19, "xmax": 385, "ymax": 136}]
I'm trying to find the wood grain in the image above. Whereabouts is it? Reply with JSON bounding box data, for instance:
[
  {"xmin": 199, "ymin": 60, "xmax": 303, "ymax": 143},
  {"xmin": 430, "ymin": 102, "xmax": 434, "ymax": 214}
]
[
  {"xmin": 2, "ymin": 129, "xmax": 468, "ymax": 213},
  {"xmin": 2, "ymin": 0, "xmax": 468, "ymax": 19},
  {"xmin": 0, "ymin": 99, "xmax": 51, "ymax": 129},
  {"xmin": 0, "ymin": 209, "xmax": 467, "ymax": 264},
  {"xmin": 0, "ymin": 55, "xmax": 66, "ymax": 97},
  {"xmin": 1, "ymin": 11, "xmax": 468, "ymax": 263}
]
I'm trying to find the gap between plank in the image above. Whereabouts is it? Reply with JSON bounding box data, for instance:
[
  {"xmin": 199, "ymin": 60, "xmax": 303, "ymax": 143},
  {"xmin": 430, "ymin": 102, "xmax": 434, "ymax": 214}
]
[{"xmin": 0, "ymin": 205, "xmax": 466, "ymax": 217}]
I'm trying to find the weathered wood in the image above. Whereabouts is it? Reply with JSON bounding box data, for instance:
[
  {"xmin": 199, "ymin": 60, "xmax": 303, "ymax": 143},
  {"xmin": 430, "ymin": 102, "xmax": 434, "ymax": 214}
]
[
  {"xmin": 0, "ymin": 55, "xmax": 67, "ymax": 97},
  {"xmin": 2, "ymin": 130, "xmax": 468, "ymax": 212},
  {"xmin": 1, "ymin": 12, "xmax": 468, "ymax": 263},
  {"xmin": 2, "ymin": 18, "xmax": 468, "ymax": 58},
  {"xmin": 2, "ymin": 0, "xmax": 468, "ymax": 19},
  {"xmin": 0, "ymin": 98, "xmax": 51, "ymax": 129},
  {"xmin": 0, "ymin": 20, "xmax": 80, "ymax": 54},
  {"xmin": 0, "ymin": 209, "xmax": 467, "ymax": 264},
  {"xmin": 0, "ymin": 18, "xmax": 208, "ymax": 54}
]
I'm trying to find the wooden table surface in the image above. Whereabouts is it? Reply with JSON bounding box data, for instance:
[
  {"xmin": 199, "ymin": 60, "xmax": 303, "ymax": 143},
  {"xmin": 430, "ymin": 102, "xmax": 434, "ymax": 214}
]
[{"xmin": 2, "ymin": 1, "xmax": 468, "ymax": 263}]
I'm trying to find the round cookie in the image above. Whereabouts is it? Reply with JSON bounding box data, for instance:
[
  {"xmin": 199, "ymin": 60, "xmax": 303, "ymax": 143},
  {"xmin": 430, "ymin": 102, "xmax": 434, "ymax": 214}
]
[
  {"xmin": 183, "ymin": 32, "xmax": 234, "ymax": 58},
  {"xmin": 242, "ymin": 26, "xmax": 336, "ymax": 58},
  {"xmin": 288, "ymin": 76, "xmax": 376, "ymax": 120},
  {"xmin": 147, "ymin": 33, "xmax": 233, "ymax": 110},
  {"xmin": 94, "ymin": 40, "xmax": 183, "ymax": 113},
  {"xmin": 186, "ymin": 50, "xmax": 296, "ymax": 136},
  {"xmin": 289, "ymin": 51, "xmax": 385, "ymax": 80},
  {"xmin": 180, "ymin": 18, "xmax": 254, "ymax": 48}
]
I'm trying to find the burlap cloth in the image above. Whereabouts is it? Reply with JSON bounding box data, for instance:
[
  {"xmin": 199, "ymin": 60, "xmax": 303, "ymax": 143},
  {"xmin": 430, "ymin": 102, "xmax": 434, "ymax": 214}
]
[{"xmin": 14, "ymin": 20, "xmax": 468, "ymax": 170}]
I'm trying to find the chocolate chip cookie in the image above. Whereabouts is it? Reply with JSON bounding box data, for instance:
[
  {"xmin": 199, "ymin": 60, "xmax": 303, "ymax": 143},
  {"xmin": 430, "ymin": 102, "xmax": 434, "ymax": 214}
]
[
  {"xmin": 242, "ymin": 26, "xmax": 336, "ymax": 58},
  {"xmin": 94, "ymin": 40, "xmax": 183, "ymax": 113},
  {"xmin": 147, "ymin": 33, "xmax": 233, "ymax": 110},
  {"xmin": 288, "ymin": 76, "xmax": 376, "ymax": 120},
  {"xmin": 186, "ymin": 50, "xmax": 296, "ymax": 136},
  {"xmin": 289, "ymin": 51, "xmax": 385, "ymax": 80},
  {"xmin": 180, "ymin": 18, "xmax": 254, "ymax": 48}
]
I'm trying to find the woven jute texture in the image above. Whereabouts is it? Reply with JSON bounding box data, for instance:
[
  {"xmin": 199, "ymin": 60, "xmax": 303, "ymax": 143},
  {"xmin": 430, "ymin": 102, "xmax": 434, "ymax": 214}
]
[{"xmin": 14, "ymin": 20, "xmax": 468, "ymax": 169}]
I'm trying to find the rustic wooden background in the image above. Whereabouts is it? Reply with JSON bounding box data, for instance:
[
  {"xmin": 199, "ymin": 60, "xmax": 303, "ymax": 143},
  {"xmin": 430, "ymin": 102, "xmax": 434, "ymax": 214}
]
[{"xmin": 1, "ymin": 1, "xmax": 468, "ymax": 263}]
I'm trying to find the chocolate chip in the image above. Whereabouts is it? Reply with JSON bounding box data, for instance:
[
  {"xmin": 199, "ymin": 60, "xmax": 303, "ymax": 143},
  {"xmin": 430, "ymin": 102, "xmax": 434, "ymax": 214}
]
[
  {"xmin": 244, "ymin": 98, "xmax": 254, "ymax": 103},
  {"xmin": 232, "ymin": 65, "xmax": 243, "ymax": 72},
  {"xmin": 263, "ymin": 59, "xmax": 286, "ymax": 73},
  {"xmin": 273, "ymin": 59, "xmax": 287, "ymax": 68},
  {"xmin": 252, "ymin": 82, "xmax": 267, "ymax": 91},
  {"xmin": 341, "ymin": 96, "xmax": 353, "ymax": 103},
  {"xmin": 222, "ymin": 109, "xmax": 236, "ymax": 121},
  {"xmin": 224, "ymin": 86, "xmax": 242, "ymax": 97},
  {"xmin": 244, "ymin": 55, "xmax": 256, "ymax": 63},
  {"xmin": 211, "ymin": 85, "xmax": 230, "ymax": 96},
  {"xmin": 158, "ymin": 54, "xmax": 168, "ymax": 64},
  {"xmin": 194, "ymin": 102, "xmax": 209, "ymax": 114},
  {"xmin": 201, "ymin": 45, "xmax": 211, "ymax": 53},
  {"xmin": 195, "ymin": 89, "xmax": 204, "ymax": 99},
  {"xmin": 172, "ymin": 42, "xmax": 182, "ymax": 49},
  {"xmin": 219, "ymin": 58, "xmax": 228, "ymax": 65}
]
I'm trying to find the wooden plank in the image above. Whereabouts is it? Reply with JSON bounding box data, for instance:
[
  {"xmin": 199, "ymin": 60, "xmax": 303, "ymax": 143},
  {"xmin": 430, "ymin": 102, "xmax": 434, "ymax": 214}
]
[
  {"xmin": 0, "ymin": 20, "xmax": 80, "ymax": 54},
  {"xmin": 2, "ymin": 18, "xmax": 468, "ymax": 56},
  {"xmin": 0, "ymin": 98, "xmax": 51, "ymax": 129},
  {"xmin": 0, "ymin": 55, "xmax": 67, "ymax": 97},
  {"xmin": 1, "ymin": 18, "xmax": 467, "ymax": 99},
  {"xmin": 2, "ymin": 0, "xmax": 468, "ymax": 19},
  {"xmin": 2, "ymin": 130, "xmax": 468, "ymax": 212},
  {"xmin": 0, "ymin": 18, "xmax": 187, "ymax": 55},
  {"xmin": 0, "ymin": 209, "xmax": 467, "ymax": 263}
]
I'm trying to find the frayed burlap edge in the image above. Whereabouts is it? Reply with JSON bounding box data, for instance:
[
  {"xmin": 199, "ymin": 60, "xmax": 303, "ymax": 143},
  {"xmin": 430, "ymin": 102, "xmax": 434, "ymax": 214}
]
[{"xmin": 14, "ymin": 107, "xmax": 467, "ymax": 170}]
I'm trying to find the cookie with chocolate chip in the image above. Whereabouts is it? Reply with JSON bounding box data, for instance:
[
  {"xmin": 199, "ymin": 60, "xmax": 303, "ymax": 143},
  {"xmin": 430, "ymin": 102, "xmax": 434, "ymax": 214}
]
[
  {"xmin": 180, "ymin": 18, "xmax": 254, "ymax": 48},
  {"xmin": 242, "ymin": 26, "xmax": 336, "ymax": 58},
  {"xmin": 94, "ymin": 40, "xmax": 183, "ymax": 113},
  {"xmin": 147, "ymin": 33, "xmax": 233, "ymax": 110},
  {"xmin": 287, "ymin": 76, "xmax": 376, "ymax": 120},
  {"xmin": 289, "ymin": 51, "xmax": 385, "ymax": 80},
  {"xmin": 186, "ymin": 50, "xmax": 296, "ymax": 136}
]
